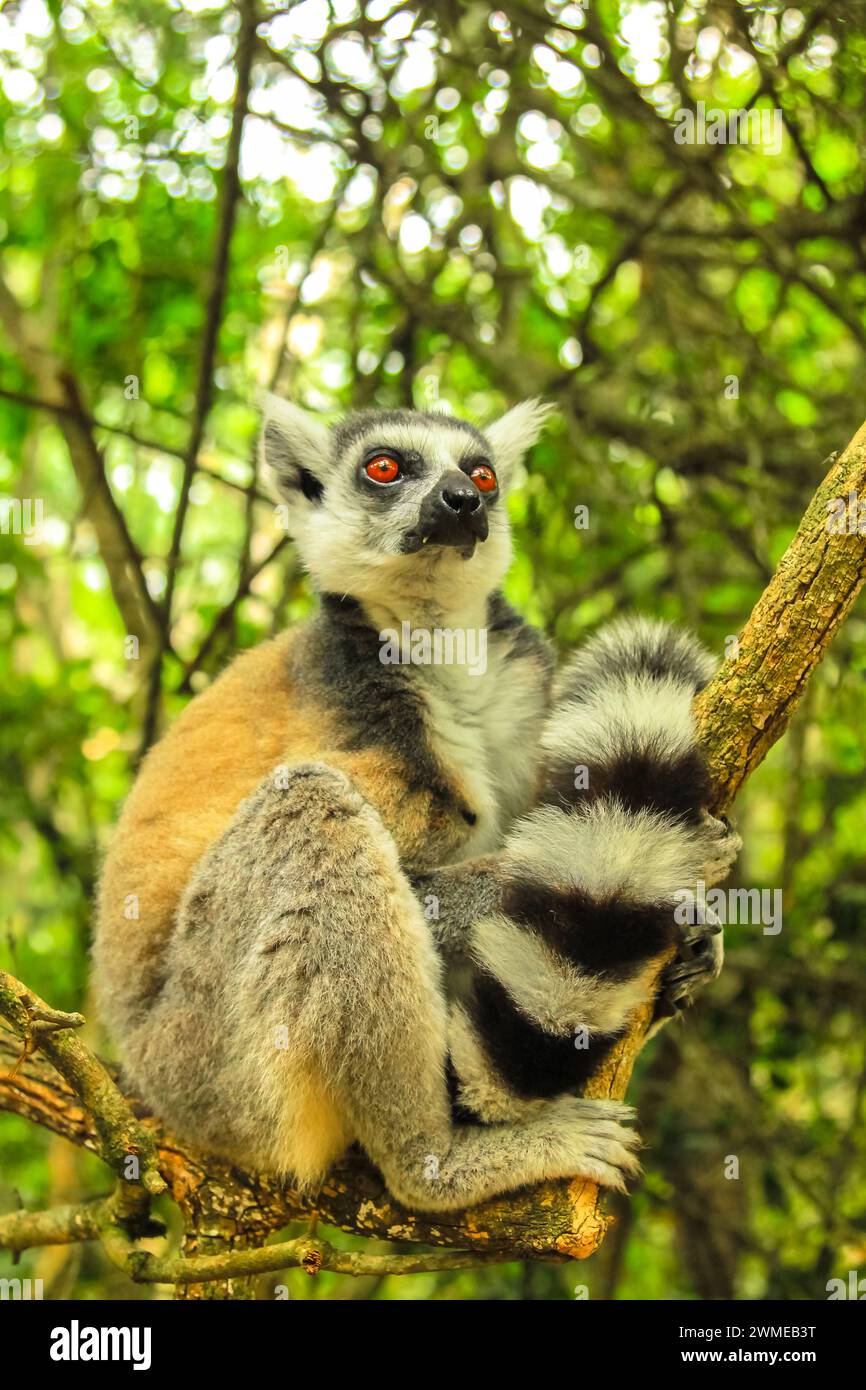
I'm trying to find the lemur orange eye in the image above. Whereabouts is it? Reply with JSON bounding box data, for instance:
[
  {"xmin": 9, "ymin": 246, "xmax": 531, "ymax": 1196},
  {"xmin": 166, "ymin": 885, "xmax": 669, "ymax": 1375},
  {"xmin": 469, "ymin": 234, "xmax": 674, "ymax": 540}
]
[
  {"xmin": 365, "ymin": 454, "xmax": 400, "ymax": 484},
  {"xmin": 470, "ymin": 464, "xmax": 497, "ymax": 493}
]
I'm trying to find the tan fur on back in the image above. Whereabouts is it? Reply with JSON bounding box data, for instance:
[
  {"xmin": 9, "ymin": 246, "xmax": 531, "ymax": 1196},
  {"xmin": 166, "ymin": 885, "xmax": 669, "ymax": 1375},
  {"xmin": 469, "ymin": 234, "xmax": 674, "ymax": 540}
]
[
  {"xmin": 96, "ymin": 631, "xmax": 359, "ymax": 1176},
  {"xmin": 94, "ymin": 626, "xmax": 471, "ymax": 1179},
  {"xmin": 97, "ymin": 631, "xmax": 334, "ymax": 1004}
]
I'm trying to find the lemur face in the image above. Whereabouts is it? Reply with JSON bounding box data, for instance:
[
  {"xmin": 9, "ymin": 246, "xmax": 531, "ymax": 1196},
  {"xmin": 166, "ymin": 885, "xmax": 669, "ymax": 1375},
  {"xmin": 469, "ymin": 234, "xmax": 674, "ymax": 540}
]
[{"xmin": 260, "ymin": 397, "xmax": 551, "ymax": 609}]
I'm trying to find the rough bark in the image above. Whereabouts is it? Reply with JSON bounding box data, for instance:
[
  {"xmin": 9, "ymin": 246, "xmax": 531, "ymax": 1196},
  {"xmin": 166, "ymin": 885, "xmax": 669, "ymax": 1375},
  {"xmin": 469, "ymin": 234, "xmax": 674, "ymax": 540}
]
[
  {"xmin": 2, "ymin": 422, "xmax": 866, "ymax": 1277},
  {"xmin": 696, "ymin": 431, "xmax": 866, "ymax": 807}
]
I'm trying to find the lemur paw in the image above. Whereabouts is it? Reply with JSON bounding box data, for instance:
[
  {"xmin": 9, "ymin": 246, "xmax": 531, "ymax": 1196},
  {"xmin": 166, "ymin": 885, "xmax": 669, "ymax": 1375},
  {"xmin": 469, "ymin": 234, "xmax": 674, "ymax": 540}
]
[
  {"xmin": 654, "ymin": 910, "xmax": 724, "ymax": 1022},
  {"xmin": 697, "ymin": 810, "xmax": 742, "ymax": 887},
  {"xmin": 552, "ymin": 1097, "xmax": 643, "ymax": 1193},
  {"xmin": 652, "ymin": 809, "xmax": 735, "ymax": 1025}
]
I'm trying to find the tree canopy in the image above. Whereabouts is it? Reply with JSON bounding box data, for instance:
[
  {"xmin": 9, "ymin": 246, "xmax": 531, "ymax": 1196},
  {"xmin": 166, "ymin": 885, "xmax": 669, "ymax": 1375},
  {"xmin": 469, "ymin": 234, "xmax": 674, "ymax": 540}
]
[{"xmin": 1, "ymin": 0, "xmax": 865, "ymax": 1301}]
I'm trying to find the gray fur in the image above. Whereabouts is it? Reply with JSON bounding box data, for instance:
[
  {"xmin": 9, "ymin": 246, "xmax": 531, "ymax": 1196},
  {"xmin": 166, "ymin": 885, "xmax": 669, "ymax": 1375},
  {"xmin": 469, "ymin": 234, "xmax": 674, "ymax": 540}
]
[{"xmin": 123, "ymin": 762, "xmax": 640, "ymax": 1204}]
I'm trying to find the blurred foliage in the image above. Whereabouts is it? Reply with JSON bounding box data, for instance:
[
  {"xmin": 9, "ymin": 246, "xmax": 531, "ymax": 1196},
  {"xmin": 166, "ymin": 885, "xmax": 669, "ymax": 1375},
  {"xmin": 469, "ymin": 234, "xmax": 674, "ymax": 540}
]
[{"xmin": 1, "ymin": 0, "xmax": 866, "ymax": 1301}]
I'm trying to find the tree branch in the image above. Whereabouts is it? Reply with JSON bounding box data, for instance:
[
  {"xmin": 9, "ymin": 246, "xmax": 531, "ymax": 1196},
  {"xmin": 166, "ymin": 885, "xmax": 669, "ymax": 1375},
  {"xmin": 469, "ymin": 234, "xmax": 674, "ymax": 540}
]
[
  {"xmin": 0, "ymin": 276, "xmax": 163, "ymax": 647},
  {"xmin": 696, "ymin": 435, "xmax": 866, "ymax": 805},
  {"xmin": 0, "ymin": 973, "xmax": 165, "ymax": 1199},
  {"xmin": 100, "ymin": 1226, "xmax": 510, "ymax": 1284},
  {"xmin": 140, "ymin": 0, "xmax": 259, "ymax": 755}
]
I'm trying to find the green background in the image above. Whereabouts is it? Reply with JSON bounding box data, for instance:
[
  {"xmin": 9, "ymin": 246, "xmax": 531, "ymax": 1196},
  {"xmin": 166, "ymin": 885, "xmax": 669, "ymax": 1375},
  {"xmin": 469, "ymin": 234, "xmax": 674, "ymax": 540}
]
[{"xmin": 1, "ymin": 0, "xmax": 865, "ymax": 1300}]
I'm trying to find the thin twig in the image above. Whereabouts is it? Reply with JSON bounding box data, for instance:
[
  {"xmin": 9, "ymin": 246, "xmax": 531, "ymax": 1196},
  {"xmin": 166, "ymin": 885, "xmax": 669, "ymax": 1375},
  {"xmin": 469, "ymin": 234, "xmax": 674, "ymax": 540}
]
[
  {"xmin": 0, "ymin": 972, "xmax": 166, "ymax": 1198},
  {"xmin": 100, "ymin": 1227, "xmax": 510, "ymax": 1284}
]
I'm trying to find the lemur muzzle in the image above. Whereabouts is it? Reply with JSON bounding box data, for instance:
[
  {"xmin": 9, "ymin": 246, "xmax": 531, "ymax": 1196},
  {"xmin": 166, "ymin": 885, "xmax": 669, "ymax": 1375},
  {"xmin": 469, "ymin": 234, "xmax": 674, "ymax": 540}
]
[{"xmin": 414, "ymin": 471, "xmax": 490, "ymax": 550}]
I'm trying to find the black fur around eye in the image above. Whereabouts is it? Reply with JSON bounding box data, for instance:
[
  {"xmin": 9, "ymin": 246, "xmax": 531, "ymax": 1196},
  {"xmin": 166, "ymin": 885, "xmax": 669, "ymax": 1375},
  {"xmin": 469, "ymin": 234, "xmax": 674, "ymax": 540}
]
[
  {"xmin": 365, "ymin": 454, "xmax": 401, "ymax": 484},
  {"xmin": 461, "ymin": 456, "xmax": 495, "ymax": 483},
  {"xmin": 357, "ymin": 445, "xmax": 423, "ymax": 494}
]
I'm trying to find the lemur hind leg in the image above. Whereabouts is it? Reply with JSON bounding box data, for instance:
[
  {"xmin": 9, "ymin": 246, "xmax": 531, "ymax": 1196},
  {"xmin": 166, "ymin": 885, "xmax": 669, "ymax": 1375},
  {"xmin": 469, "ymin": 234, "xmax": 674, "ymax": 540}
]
[{"xmin": 135, "ymin": 762, "xmax": 639, "ymax": 1211}]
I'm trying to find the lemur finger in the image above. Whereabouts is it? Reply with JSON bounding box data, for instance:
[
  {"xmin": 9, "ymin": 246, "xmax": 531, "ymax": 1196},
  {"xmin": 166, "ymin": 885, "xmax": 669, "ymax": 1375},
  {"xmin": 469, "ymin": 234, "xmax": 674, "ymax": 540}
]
[
  {"xmin": 575, "ymin": 1165, "xmax": 632, "ymax": 1194},
  {"xmin": 697, "ymin": 809, "xmax": 742, "ymax": 886},
  {"xmin": 572, "ymin": 1118, "xmax": 644, "ymax": 1148},
  {"xmin": 567, "ymin": 1115, "xmax": 642, "ymax": 1148},
  {"xmin": 549, "ymin": 1097, "xmax": 643, "ymax": 1186},
  {"xmin": 655, "ymin": 934, "xmax": 723, "ymax": 1019},
  {"xmin": 664, "ymin": 927, "xmax": 724, "ymax": 981},
  {"xmin": 592, "ymin": 1137, "xmax": 644, "ymax": 1169},
  {"xmin": 682, "ymin": 923, "xmax": 723, "ymax": 948},
  {"xmin": 568, "ymin": 1115, "xmax": 643, "ymax": 1176},
  {"xmin": 567, "ymin": 1098, "xmax": 637, "ymax": 1124},
  {"xmin": 572, "ymin": 1144, "xmax": 643, "ymax": 1192},
  {"xmin": 664, "ymin": 959, "xmax": 716, "ymax": 988}
]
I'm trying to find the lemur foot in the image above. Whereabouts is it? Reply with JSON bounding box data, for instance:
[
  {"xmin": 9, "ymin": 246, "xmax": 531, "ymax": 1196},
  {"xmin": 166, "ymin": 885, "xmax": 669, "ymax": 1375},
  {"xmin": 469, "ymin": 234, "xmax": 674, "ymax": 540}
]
[
  {"xmin": 697, "ymin": 810, "xmax": 742, "ymax": 887},
  {"xmin": 553, "ymin": 1097, "xmax": 643, "ymax": 1193}
]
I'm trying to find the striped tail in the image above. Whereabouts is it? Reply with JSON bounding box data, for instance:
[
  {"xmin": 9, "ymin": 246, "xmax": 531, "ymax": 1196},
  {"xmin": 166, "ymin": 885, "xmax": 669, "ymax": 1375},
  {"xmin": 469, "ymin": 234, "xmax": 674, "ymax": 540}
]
[{"xmin": 447, "ymin": 618, "xmax": 726, "ymax": 1122}]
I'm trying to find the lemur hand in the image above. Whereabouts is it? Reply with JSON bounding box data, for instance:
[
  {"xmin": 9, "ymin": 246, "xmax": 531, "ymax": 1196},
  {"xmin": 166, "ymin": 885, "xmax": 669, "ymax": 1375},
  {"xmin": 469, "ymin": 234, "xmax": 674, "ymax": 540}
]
[
  {"xmin": 654, "ymin": 911, "xmax": 724, "ymax": 1022},
  {"xmin": 697, "ymin": 809, "xmax": 742, "ymax": 888},
  {"xmin": 652, "ymin": 811, "xmax": 739, "ymax": 1025}
]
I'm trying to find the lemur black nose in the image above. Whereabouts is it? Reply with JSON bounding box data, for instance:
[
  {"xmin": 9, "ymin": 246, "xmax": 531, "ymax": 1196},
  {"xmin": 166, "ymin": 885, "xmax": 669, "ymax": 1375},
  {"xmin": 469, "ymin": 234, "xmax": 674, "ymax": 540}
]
[
  {"xmin": 407, "ymin": 470, "xmax": 490, "ymax": 553},
  {"xmin": 441, "ymin": 481, "xmax": 481, "ymax": 515}
]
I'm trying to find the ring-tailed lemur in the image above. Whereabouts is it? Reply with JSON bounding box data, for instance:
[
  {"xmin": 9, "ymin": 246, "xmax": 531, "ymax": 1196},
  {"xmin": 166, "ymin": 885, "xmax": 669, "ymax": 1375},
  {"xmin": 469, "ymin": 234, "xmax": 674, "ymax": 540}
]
[{"xmin": 93, "ymin": 396, "xmax": 739, "ymax": 1212}]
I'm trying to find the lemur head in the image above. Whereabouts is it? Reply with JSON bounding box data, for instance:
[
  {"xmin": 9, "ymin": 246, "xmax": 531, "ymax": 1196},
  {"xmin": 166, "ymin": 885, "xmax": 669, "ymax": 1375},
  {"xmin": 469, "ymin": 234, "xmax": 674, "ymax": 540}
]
[{"xmin": 260, "ymin": 396, "xmax": 551, "ymax": 614}]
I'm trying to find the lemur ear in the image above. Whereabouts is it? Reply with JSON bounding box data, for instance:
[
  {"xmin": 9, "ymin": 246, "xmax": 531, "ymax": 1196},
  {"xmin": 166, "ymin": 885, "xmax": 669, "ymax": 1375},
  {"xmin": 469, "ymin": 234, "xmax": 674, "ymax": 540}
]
[
  {"xmin": 483, "ymin": 399, "xmax": 554, "ymax": 483},
  {"xmin": 259, "ymin": 392, "xmax": 332, "ymax": 503}
]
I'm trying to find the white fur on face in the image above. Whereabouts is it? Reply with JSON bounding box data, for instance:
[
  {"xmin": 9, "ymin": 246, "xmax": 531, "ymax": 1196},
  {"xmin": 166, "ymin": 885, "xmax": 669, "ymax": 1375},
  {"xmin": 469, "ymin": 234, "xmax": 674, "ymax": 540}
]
[
  {"xmin": 301, "ymin": 522, "xmax": 513, "ymax": 625},
  {"xmin": 261, "ymin": 402, "xmax": 551, "ymax": 617},
  {"xmin": 297, "ymin": 415, "xmax": 512, "ymax": 611}
]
